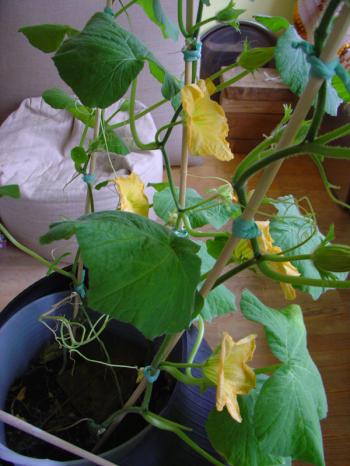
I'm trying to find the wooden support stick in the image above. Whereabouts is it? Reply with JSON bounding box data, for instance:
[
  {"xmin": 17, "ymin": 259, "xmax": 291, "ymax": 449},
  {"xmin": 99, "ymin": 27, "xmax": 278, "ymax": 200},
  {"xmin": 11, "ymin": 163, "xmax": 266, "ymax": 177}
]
[{"xmin": 0, "ymin": 409, "xmax": 117, "ymax": 466}]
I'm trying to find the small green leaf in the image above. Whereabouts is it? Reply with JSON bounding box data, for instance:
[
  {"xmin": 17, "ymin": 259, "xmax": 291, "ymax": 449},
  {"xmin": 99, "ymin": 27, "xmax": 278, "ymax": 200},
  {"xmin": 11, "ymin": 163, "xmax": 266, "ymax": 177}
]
[
  {"xmin": 332, "ymin": 72, "xmax": 350, "ymax": 102},
  {"xmin": 148, "ymin": 182, "xmax": 170, "ymax": 192},
  {"xmin": 269, "ymin": 195, "xmax": 347, "ymax": 299},
  {"xmin": 238, "ymin": 46, "xmax": 275, "ymax": 72},
  {"xmin": 95, "ymin": 180, "xmax": 110, "ymax": 191},
  {"xmin": 71, "ymin": 146, "xmax": 88, "ymax": 173},
  {"xmin": 216, "ymin": 2, "xmax": 245, "ymax": 29},
  {"xmin": 43, "ymin": 88, "xmax": 95, "ymax": 127},
  {"xmin": 153, "ymin": 187, "xmax": 233, "ymax": 229},
  {"xmin": 0, "ymin": 185, "xmax": 21, "ymax": 199},
  {"xmin": 136, "ymin": 0, "xmax": 179, "ymax": 41},
  {"xmin": 41, "ymin": 212, "xmax": 201, "ymax": 339},
  {"xmin": 206, "ymin": 375, "xmax": 290, "ymax": 466},
  {"xmin": 90, "ymin": 127, "xmax": 129, "ymax": 156},
  {"xmin": 40, "ymin": 221, "xmax": 77, "ymax": 244},
  {"xmin": 275, "ymin": 26, "xmax": 342, "ymax": 116},
  {"xmin": 240, "ymin": 291, "xmax": 327, "ymax": 466},
  {"xmin": 147, "ymin": 59, "xmax": 182, "ymax": 100},
  {"xmin": 19, "ymin": 24, "xmax": 78, "ymax": 53},
  {"xmin": 254, "ymin": 15, "xmax": 290, "ymax": 33}
]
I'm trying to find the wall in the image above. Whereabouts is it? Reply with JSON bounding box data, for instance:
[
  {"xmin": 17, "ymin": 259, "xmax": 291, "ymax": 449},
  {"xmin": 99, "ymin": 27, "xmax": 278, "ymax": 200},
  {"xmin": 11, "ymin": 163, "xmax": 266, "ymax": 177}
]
[{"xmin": 204, "ymin": 0, "xmax": 293, "ymax": 23}]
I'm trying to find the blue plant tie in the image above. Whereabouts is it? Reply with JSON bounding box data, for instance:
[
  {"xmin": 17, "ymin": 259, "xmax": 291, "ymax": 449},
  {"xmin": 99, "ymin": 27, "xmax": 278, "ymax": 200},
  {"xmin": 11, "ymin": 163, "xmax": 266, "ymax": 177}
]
[
  {"xmin": 75, "ymin": 270, "xmax": 86, "ymax": 299},
  {"xmin": 143, "ymin": 366, "xmax": 160, "ymax": 383},
  {"xmin": 293, "ymin": 41, "xmax": 350, "ymax": 94},
  {"xmin": 232, "ymin": 216, "xmax": 261, "ymax": 239},
  {"xmin": 182, "ymin": 41, "xmax": 202, "ymax": 62},
  {"xmin": 82, "ymin": 174, "xmax": 96, "ymax": 185},
  {"xmin": 104, "ymin": 7, "xmax": 114, "ymax": 17},
  {"xmin": 173, "ymin": 229, "xmax": 189, "ymax": 238}
]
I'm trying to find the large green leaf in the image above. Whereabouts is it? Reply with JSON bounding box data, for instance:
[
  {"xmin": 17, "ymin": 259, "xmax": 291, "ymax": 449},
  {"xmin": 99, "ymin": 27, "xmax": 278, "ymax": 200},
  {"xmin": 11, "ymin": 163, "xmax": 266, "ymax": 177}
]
[
  {"xmin": 153, "ymin": 187, "xmax": 234, "ymax": 229},
  {"xmin": 43, "ymin": 88, "xmax": 95, "ymax": 127},
  {"xmin": 240, "ymin": 291, "xmax": 327, "ymax": 466},
  {"xmin": 269, "ymin": 195, "xmax": 347, "ymax": 299},
  {"xmin": 53, "ymin": 13, "xmax": 148, "ymax": 108},
  {"xmin": 0, "ymin": 185, "xmax": 20, "ymax": 199},
  {"xmin": 136, "ymin": 0, "xmax": 179, "ymax": 41},
  {"xmin": 41, "ymin": 211, "xmax": 201, "ymax": 339},
  {"xmin": 275, "ymin": 26, "xmax": 342, "ymax": 116},
  {"xmin": 197, "ymin": 242, "xmax": 236, "ymax": 320},
  {"xmin": 19, "ymin": 24, "xmax": 78, "ymax": 53},
  {"xmin": 206, "ymin": 375, "xmax": 290, "ymax": 466}
]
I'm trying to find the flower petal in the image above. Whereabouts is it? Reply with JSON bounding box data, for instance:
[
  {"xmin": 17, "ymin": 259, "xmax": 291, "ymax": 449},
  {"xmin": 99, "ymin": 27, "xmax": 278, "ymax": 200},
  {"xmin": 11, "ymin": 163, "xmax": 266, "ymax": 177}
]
[{"xmin": 114, "ymin": 172, "xmax": 149, "ymax": 217}]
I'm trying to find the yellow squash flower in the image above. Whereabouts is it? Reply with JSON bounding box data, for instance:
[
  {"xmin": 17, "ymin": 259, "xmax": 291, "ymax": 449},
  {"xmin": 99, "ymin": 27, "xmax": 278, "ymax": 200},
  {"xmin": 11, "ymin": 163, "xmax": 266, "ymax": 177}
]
[
  {"xmin": 234, "ymin": 221, "xmax": 300, "ymax": 300},
  {"xmin": 181, "ymin": 79, "xmax": 234, "ymax": 162},
  {"xmin": 203, "ymin": 332, "xmax": 256, "ymax": 423},
  {"xmin": 114, "ymin": 172, "xmax": 149, "ymax": 217}
]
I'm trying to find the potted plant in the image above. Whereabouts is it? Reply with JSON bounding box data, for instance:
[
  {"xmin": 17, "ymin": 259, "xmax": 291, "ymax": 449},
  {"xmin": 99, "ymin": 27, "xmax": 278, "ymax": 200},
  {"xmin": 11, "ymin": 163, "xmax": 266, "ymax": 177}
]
[{"xmin": 1, "ymin": 0, "xmax": 350, "ymax": 465}]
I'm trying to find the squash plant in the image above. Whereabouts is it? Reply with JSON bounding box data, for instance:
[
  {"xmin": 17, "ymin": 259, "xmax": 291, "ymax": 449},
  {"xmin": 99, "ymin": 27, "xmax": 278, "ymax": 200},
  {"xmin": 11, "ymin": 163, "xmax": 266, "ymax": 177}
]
[{"xmin": 1, "ymin": 0, "xmax": 350, "ymax": 465}]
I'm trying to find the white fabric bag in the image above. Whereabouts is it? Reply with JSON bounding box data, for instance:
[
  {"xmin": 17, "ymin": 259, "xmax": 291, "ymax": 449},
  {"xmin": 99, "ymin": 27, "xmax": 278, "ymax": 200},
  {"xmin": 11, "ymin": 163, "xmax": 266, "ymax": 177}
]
[{"xmin": 0, "ymin": 97, "xmax": 163, "ymax": 261}]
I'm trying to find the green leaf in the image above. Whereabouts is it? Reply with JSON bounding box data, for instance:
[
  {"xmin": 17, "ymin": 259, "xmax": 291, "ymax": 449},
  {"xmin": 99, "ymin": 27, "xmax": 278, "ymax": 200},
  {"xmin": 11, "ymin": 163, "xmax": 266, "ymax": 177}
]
[
  {"xmin": 0, "ymin": 185, "xmax": 20, "ymax": 199},
  {"xmin": 19, "ymin": 24, "xmax": 78, "ymax": 53},
  {"xmin": 40, "ymin": 221, "xmax": 77, "ymax": 244},
  {"xmin": 148, "ymin": 182, "xmax": 170, "ymax": 192},
  {"xmin": 206, "ymin": 375, "xmax": 290, "ymax": 466},
  {"xmin": 332, "ymin": 72, "xmax": 350, "ymax": 102},
  {"xmin": 71, "ymin": 146, "xmax": 88, "ymax": 173},
  {"xmin": 254, "ymin": 15, "xmax": 290, "ymax": 33},
  {"xmin": 53, "ymin": 13, "xmax": 147, "ymax": 108},
  {"xmin": 240, "ymin": 291, "xmax": 327, "ymax": 466},
  {"xmin": 90, "ymin": 127, "xmax": 129, "ymax": 155},
  {"xmin": 153, "ymin": 187, "xmax": 233, "ymax": 229},
  {"xmin": 216, "ymin": 2, "xmax": 245, "ymax": 29},
  {"xmin": 238, "ymin": 47, "xmax": 275, "ymax": 72},
  {"xmin": 41, "ymin": 212, "xmax": 201, "ymax": 339},
  {"xmin": 43, "ymin": 88, "xmax": 95, "ymax": 127},
  {"xmin": 269, "ymin": 195, "xmax": 347, "ymax": 299},
  {"xmin": 136, "ymin": 0, "xmax": 179, "ymax": 41},
  {"xmin": 197, "ymin": 242, "xmax": 236, "ymax": 321},
  {"xmin": 275, "ymin": 26, "xmax": 342, "ymax": 116},
  {"xmin": 95, "ymin": 180, "xmax": 110, "ymax": 191},
  {"xmin": 147, "ymin": 59, "xmax": 182, "ymax": 100}
]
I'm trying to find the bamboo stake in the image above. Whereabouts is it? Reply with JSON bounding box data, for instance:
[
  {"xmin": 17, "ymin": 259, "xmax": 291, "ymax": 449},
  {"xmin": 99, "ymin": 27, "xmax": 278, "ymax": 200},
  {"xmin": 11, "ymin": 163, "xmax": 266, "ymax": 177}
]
[
  {"xmin": 0, "ymin": 410, "xmax": 117, "ymax": 466},
  {"xmin": 179, "ymin": 0, "xmax": 194, "ymax": 211},
  {"xmin": 200, "ymin": 2, "xmax": 350, "ymax": 297}
]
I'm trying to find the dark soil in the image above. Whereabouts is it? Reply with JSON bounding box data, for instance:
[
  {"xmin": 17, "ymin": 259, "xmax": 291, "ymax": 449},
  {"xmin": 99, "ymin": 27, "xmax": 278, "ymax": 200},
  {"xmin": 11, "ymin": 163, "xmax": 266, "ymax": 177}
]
[{"xmin": 5, "ymin": 322, "xmax": 174, "ymax": 461}]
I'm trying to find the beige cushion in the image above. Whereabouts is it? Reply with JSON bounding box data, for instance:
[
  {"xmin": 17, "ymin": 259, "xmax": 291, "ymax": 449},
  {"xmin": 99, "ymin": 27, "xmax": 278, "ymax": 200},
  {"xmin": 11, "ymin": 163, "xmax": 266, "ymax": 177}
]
[{"xmin": 0, "ymin": 97, "xmax": 163, "ymax": 261}]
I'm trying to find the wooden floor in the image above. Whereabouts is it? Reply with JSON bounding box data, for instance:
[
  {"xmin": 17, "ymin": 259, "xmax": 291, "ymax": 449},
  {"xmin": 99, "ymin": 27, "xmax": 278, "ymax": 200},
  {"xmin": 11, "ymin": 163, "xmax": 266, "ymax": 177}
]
[{"xmin": 1, "ymin": 154, "xmax": 349, "ymax": 465}]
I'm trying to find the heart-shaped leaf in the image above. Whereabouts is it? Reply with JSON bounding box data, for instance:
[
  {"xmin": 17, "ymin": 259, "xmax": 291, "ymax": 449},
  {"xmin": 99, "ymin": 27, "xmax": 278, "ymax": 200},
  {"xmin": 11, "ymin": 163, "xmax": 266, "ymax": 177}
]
[
  {"xmin": 20, "ymin": 24, "xmax": 78, "ymax": 53},
  {"xmin": 41, "ymin": 211, "xmax": 201, "ymax": 339},
  {"xmin": 240, "ymin": 291, "xmax": 327, "ymax": 466}
]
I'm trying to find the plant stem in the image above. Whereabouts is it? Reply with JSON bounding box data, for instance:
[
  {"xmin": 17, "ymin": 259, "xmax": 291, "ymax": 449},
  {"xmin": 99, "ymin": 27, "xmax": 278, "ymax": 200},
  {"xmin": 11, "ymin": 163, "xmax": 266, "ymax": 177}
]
[
  {"xmin": 178, "ymin": 0, "xmax": 190, "ymax": 37},
  {"xmin": 260, "ymin": 253, "xmax": 312, "ymax": 262},
  {"xmin": 186, "ymin": 316, "xmax": 205, "ymax": 376},
  {"xmin": 189, "ymin": 15, "xmax": 216, "ymax": 34},
  {"xmin": 160, "ymin": 361, "xmax": 203, "ymax": 369},
  {"xmin": 208, "ymin": 62, "xmax": 238, "ymax": 82},
  {"xmin": 114, "ymin": 0, "xmax": 136, "ymax": 18},
  {"xmin": 213, "ymin": 257, "xmax": 257, "ymax": 288},
  {"xmin": 161, "ymin": 146, "xmax": 181, "ymax": 211},
  {"xmin": 109, "ymin": 98, "xmax": 168, "ymax": 128},
  {"xmin": 215, "ymin": 70, "xmax": 250, "ymax": 94},
  {"xmin": 258, "ymin": 260, "xmax": 350, "ymax": 289},
  {"xmin": 162, "ymin": 365, "xmax": 205, "ymax": 385},
  {"xmin": 129, "ymin": 78, "xmax": 159, "ymax": 150},
  {"xmin": 0, "ymin": 223, "xmax": 76, "ymax": 282},
  {"xmin": 183, "ymin": 215, "xmax": 229, "ymax": 238},
  {"xmin": 314, "ymin": 122, "xmax": 350, "ymax": 145},
  {"xmin": 0, "ymin": 409, "xmax": 117, "ymax": 466},
  {"xmin": 178, "ymin": 0, "xmax": 195, "ymax": 219},
  {"xmin": 307, "ymin": 82, "xmax": 327, "ymax": 142},
  {"xmin": 173, "ymin": 428, "xmax": 225, "ymax": 466}
]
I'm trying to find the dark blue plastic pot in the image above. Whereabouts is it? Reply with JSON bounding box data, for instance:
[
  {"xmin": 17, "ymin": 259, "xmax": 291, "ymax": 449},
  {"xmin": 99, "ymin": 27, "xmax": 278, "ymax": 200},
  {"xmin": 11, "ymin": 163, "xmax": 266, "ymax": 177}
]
[{"xmin": 0, "ymin": 273, "xmax": 218, "ymax": 466}]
